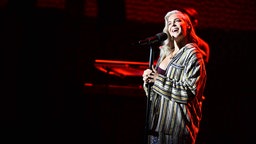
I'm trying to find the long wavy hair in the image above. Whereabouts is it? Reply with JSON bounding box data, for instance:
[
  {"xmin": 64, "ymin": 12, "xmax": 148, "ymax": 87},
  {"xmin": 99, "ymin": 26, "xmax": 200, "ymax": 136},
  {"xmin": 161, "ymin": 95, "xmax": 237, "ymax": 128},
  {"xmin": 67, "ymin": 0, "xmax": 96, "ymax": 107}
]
[{"xmin": 159, "ymin": 10, "xmax": 199, "ymax": 62}]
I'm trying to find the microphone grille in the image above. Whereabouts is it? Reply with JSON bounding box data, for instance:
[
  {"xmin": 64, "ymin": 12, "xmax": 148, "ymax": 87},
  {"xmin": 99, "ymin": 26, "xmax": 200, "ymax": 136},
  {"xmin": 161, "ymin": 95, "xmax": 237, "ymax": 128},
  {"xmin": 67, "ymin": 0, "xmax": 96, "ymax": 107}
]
[{"xmin": 156, "ymin": 32, "xmax": 168, "ymax": 41}]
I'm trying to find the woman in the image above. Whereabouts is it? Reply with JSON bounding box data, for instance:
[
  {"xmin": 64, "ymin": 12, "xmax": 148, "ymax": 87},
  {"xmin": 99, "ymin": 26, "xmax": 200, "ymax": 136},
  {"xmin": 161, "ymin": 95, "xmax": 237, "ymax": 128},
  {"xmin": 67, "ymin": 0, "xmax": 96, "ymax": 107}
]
[{"xmin": 142, "ymin": 10, "xmax": 207, "ymax": 144}]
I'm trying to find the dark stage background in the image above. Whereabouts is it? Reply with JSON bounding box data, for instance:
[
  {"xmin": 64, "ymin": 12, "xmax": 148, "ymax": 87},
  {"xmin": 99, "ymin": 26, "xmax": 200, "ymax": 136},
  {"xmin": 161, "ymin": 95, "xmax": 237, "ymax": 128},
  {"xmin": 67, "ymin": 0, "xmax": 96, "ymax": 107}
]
[{"xmin": 1, "ymin": 0, "xmax": 255, "ymax": 144}]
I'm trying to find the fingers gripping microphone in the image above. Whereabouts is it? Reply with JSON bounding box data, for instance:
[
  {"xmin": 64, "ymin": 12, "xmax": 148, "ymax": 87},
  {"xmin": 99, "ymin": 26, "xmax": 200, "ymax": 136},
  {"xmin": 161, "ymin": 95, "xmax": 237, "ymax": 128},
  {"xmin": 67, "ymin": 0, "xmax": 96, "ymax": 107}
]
[{"xmin": 137, "ymin": 32, "xmax": 168, "ymax": 46}]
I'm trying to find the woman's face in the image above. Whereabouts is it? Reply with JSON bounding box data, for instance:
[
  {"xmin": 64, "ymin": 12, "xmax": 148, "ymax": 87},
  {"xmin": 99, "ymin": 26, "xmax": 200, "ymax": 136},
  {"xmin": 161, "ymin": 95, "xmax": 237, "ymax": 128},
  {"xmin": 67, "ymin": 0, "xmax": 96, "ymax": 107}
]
[{"xmin": 167, "ymin": 13, "xmax": 189, "ymax": 40}]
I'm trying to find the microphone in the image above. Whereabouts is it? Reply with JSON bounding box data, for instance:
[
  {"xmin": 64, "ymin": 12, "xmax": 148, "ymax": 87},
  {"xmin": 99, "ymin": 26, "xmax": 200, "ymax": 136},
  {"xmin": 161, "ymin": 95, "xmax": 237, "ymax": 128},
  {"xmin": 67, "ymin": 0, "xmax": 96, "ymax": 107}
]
[{"xmin": 133, "ymin": 32, "xmax": 168, "ymax": 46}]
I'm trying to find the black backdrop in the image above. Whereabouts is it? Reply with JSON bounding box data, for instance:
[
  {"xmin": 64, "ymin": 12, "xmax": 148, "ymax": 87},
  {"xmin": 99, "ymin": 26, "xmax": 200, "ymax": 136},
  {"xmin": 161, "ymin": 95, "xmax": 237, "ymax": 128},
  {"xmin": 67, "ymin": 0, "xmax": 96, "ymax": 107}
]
[{"xmin": 1, "ymin": 1, "xmax": 255, "ymax": 144}]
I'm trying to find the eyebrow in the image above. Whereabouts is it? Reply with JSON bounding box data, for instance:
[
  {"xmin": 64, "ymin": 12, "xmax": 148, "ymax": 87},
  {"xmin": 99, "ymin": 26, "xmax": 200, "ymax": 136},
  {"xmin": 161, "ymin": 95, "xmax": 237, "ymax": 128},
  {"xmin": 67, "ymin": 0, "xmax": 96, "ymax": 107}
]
[{"xmin": 167, "ymin": 18, "xmax": 181, "ymax": 23}]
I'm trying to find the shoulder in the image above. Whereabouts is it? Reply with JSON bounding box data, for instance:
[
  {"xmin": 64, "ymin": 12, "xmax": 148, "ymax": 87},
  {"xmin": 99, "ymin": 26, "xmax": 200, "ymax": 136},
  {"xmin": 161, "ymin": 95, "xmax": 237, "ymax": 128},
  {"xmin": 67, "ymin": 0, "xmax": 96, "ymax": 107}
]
[
  {"xmin": 184, "ymin": 43, "xmax": 200, "ymax": 53},
  {"xmin": 184, "ymin": 43, "xmax": 204, "ymax": 60}
]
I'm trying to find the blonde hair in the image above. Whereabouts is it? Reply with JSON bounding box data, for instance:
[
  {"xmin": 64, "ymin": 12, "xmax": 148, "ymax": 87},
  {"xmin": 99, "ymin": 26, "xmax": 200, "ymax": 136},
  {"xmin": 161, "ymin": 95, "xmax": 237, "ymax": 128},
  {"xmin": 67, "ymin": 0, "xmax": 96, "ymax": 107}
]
[{"xmin": 159, "ymin": 10, "xmax": 198, "ymax": 60}]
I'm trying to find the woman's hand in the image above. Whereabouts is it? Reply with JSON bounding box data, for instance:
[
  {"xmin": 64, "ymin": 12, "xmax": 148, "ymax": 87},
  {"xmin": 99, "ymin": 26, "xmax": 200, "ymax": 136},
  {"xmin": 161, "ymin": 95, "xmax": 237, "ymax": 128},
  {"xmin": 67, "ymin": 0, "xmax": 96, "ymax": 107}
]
[{"xmin": 142, "ymin": 66, "xmax": 158, "ymax": 84}]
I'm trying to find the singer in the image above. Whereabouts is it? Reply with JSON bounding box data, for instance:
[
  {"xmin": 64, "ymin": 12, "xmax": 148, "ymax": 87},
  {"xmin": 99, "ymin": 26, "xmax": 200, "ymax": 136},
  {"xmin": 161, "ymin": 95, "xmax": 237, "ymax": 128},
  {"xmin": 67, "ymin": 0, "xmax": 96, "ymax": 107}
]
[{"xmin": 142, "ymin": 10, "xmax": 207, "ymax": 144}]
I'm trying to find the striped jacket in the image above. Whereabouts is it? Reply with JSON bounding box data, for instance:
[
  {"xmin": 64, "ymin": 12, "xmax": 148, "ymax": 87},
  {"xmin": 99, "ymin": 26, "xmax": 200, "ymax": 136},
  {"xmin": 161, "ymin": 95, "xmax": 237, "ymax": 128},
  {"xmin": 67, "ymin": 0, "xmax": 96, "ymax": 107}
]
[{"xmin": 144, "ymin": 43, "xmax": 207, "ymax": 144}]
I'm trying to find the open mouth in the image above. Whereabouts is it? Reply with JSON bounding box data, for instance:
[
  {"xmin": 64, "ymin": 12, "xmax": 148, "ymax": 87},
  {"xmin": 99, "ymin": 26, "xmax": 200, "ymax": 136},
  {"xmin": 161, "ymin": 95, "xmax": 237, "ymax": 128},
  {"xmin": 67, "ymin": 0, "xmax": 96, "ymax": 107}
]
[{"xmin": 172, "ymin": 28, "xmax": 179, "ymax": 32}]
